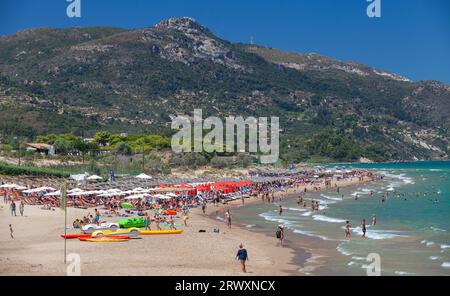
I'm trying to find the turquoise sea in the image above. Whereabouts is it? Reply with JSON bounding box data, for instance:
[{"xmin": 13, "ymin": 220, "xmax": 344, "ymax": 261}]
[{"xmin": 230, "ymin": 161, "xmax": 450, "ymax": 275}]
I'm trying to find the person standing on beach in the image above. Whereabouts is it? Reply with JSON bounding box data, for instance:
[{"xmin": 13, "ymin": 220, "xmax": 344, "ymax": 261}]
[
  {"xmin": 9, "ymin": 224, "xmax": 14, "ymax": 239},
  {"xmin": 276, "ymin": 225, "xmax": 285, "ymax": 247},
  {"xmin": 345, "ymin": 221, "xmax": 351, "ymax": 240},
  {"xmin": 241, "ymin": 195, "xmax": 245, "ymax": 206},
  {"xmin": 236, "ymin": 243, "xmax": 248, "ymax": 273},
  {"xmin": 279, "ymin": 204, "xmax": 283, "ymax": 216},
  {"xmin": 182, "ymin": 211, "xmax": 189, "ymax": 226},
  {"xmin": 372, "ymin": 214, "xmax": 376, "ymax": 226},
  {"xmin": 10, "ymin": 201, "xmax": 16, "ymax": 216},
  {"xmin": 225, "ymin": 209, "xmax": 232, "ymax": 229},
  {"xmin": 362, "ymin": 219, "xmax": 367, "ymax": 239},
  {"xmin": 94, "ymin": 209, "xmax": 100, "ymax": 225},
  {"xmin": 19, "ymin": 201, "xmax": 24, "ymax": 216},
  {"xmin": 201, "ymin": 201, "xmax": 207, "ymax": 215},
  {"xmin": 144, "ymin": 213, "xmax": 151, "ymax": 230},
  {"xmin": 169, "ymin": 215, "xmax": 176, "ymax": 230},
  {"xmin": 155, "ymin": 213, "xmax": 162, "ymax": 230}
]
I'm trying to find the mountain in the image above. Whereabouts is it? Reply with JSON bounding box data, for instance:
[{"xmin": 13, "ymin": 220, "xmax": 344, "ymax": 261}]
[{"xmin": 0, "ymin": 17, "xmax": 449, "ymax": 162}]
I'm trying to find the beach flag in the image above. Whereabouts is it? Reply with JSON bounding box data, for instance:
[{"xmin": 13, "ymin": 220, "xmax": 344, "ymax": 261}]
[{"xmin": 60, "ymin": 181, "xmax": 67, "ymax": 211}]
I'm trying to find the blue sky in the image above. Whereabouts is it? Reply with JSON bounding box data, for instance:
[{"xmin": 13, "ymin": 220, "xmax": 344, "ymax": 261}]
[{"xmin": 0, "ymin": 0, "xmax": 449, "ymax": 83}]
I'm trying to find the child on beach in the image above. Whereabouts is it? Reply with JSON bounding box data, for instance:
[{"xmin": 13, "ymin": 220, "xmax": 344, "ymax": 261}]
[
  {"xmin": 279, "ymin": 205, "xmax": 283, "ymax": 215},
  {"xmin": 236, "ymin": 243, "xmax": 248, "ymax": 273},
  {"xmin": 9, "ymin": 224, "xmax": 14, "ymax": 239}
]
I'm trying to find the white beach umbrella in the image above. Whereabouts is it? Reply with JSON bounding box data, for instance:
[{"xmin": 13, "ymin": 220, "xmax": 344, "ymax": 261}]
[
  {"xmin": 44, "ymin": 191, "xmax": 62, "ymax": 197},
  {"xmin": 153, "ymin": 194, "xmax": 172, "ymax": 200},
  {"xmin": 87, "ymin": 175, "xmax": 103, "ymax": 180},
  {"xmin": 70, "ymin": 173, "xmax": 90, "ymax": 181},
  {"xmin": 124, "ymin": 193, "xmax": 148, "ymax": 200},
  {"xmin": 136, "ymin": 173, "xmax": 152, "ymax": 179},
  {"xmin": 22, "ymin": 186, "xmax": 56, "ymax": 194}
]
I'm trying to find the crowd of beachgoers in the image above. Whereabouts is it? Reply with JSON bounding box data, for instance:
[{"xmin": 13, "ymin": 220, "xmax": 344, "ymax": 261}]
[{"xmin": 1, "ymin": 167, "xmax": 380, "ymax": 220}]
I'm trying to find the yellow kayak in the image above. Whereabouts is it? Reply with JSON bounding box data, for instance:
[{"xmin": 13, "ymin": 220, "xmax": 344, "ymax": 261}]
[
  {"xmin": 140, "ymin": 229, "xmax": 183, "ymax": 235},
  {"xmin": 84, "ymin": 237, "xmax": 129, "ymax": 242}
]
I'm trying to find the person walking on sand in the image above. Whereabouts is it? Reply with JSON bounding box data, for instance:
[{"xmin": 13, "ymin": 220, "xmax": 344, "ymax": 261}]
[
  {"xmin": 9, "ymin": 224, "xmax": 14, "ymax": 239},
  {"xmin": 362, "ymin": 219, "xmax": 367, "ymax": 239},
  {"xmin": 236, "ymin": 243, "xmax": 248, "ymax": 273},
  {"xmin": 372, "ymin": 214, "xmax": 376, "ymax": 226},
  {"xmin": 279, "ymin": 204, "xmax": 283, "ymax": 216},
  {"xmin": 276, "ymin": 225, "xmax": 285, "ymax": 247},
  {"xmin": 19, "ymin": 201, "xmax": 24, "ymax": 216},
  {"xmin": 10, "ymin": 201, "xmax": 16, "ymax": 216},
  {"xmin": 225, "ymin": 209, "xmax": 232, "ymax": 229},
  {"xmin": 345, "ymin": 221, "xmax": 351, "ymax": 240}
]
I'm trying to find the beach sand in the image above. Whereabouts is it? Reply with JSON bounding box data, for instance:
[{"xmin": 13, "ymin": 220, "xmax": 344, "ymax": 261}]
[{"xmin": 0, "ymin": 176, "xmax": 372, "ymax": 276}]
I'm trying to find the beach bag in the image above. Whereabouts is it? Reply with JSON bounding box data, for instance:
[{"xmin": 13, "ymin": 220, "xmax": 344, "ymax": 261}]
[{"xmin": 276, "ymin": 229, "xmax": 281, "ymax": 238}]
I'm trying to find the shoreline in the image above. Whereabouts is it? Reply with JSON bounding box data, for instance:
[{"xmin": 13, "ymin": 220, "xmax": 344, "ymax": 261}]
[
  {"xmin": 202, "ymin": 176, "xmax": 376, "ymax": 276},
  {"xmin": 0, "ymin": 175, "xmax": 376, "ymax": 276}
]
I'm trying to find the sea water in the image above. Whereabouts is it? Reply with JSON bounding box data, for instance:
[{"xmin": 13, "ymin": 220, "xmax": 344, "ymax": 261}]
[{"xmin": 230, "ymin": 161, "xmax": 450, "ymax": 276}]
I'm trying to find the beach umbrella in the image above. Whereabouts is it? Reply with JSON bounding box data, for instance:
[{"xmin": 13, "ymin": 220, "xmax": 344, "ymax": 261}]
[
  {"xmin": 153, "ymin": 194, "xmax": 172, "ymax": 200},
  {"xmin": 124, "ymin": 193, "xmax": 148, "ymax": 200},
  {"xmin": 70, "ymin": 173, "xmax": 89, "ymax": 181},
  {"xmin": 22, "ymin": 186, "xmax": 56, "ymax": 194},
  {"xmin": 44, "ymin": 191, "xmax": 62, "ymax": 197},
  {"xmin": 136, "ymin": 173, "xmax": 153, "ymax": 179}
]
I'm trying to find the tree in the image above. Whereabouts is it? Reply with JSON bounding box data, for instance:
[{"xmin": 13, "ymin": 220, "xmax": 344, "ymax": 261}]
[
  {"xmin": 114, "ymin": 142, "xmax": 132, "ymax": 155},
  {"xmin": 94, "ymin": 131, "xmax": 113, "ymax": 146}
]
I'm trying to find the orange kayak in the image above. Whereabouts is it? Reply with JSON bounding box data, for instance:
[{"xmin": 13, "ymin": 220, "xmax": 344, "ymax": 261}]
[{"xmin": 61, "ymin": 234, "xmax": 91, "ymax": 239}]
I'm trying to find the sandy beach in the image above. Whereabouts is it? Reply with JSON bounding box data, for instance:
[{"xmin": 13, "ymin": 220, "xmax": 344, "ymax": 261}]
[{"xmin": 0, "ymin": 176, "xmax": 372, "ymax": 276}]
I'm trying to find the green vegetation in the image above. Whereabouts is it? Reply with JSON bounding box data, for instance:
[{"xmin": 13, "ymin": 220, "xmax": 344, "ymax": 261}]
[
  {"xmin": 0, "ymin": 162, "xmax": 70, "ymax": 177},
  {"xmin": 0, "ymin": 21, "xmax": 448, "ymax": 163}
]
